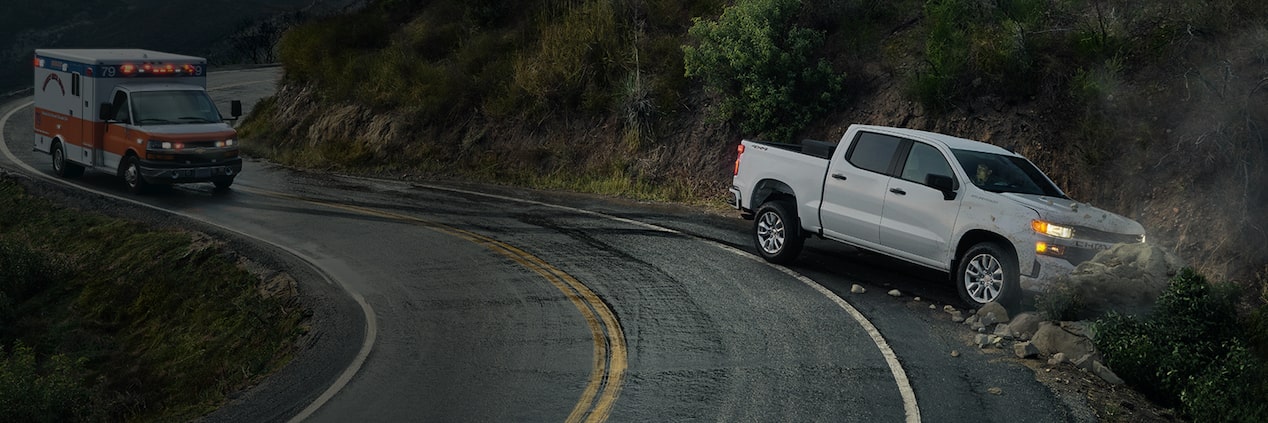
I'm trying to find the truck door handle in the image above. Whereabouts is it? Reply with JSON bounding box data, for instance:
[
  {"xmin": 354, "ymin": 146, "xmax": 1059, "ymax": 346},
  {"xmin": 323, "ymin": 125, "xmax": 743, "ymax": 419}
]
[
  {"xmin": 831, "ymin": 173, "xmax": 847, "ymax": 180},
  {"xmin": 889, "ymin": 188, "xmax": 907, "ymax": 195}
]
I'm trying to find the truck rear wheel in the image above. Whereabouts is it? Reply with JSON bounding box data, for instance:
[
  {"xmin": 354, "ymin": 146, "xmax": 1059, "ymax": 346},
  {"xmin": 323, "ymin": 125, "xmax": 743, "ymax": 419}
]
[
  {"xmin": 121, "ymin": 155, "xmax": 148, "ymax": 194},
  {"xmin": 955, "ymin": 242, "xmax": 1020, "ymax": 310},
  {"xmin": 51, "ymin": 143, "xmax": 84, "ymax": 178},
  {"xmin": 753, "ymin": 200, "xmax": 803, "ymax": 264}
]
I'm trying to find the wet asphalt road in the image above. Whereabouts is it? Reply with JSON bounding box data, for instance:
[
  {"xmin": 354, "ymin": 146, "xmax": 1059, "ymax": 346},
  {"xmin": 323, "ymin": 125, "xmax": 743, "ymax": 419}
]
[{"xmin": 0, "ymin": 68, "xmax": 1088, "ymax": 422}]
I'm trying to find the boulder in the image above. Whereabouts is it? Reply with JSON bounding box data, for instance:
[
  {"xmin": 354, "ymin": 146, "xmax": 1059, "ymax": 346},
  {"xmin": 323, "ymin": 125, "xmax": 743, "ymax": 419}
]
[
  {"xmin": 1047, "ymin": 352, "xmax": 1067, "ymax": 366},
  {"xmin": 1031, "ymin": 322, "xmax": 1097, "ymax": 360},
  {"xmin": 1039, "ymin": 243, "xmax": 1183, "ymax": 320},
  {"xmin": 993, "ymin": 324, "xmax": 1015, "ymax": 339},
  {"xmin": 1007, "ymin": 312, "xmax": 1044, "ymax": 340},
  {"xmin": 888, "ymin": 289, "xmax": 902, "ymax": 297},
  {"xmin": 979, "ymin": 302, "xmax": 1011, "ymax": 324}
]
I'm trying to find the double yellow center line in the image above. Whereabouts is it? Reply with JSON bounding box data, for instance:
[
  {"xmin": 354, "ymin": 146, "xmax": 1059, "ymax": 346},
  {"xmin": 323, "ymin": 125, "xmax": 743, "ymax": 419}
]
[{"xmin": 240, "ymin": 187, "xmax": 626, "ymax": 422}]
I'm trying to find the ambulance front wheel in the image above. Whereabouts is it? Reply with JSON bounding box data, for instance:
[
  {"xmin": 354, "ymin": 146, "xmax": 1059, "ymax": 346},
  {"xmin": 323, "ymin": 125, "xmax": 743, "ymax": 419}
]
[
  {"xmin": 51, "ymin": 142, "xmax": 84, "ymax": 178},
  {"xmin": 121, "ymin": 155, "xmax": 148, "ymax": 194}
]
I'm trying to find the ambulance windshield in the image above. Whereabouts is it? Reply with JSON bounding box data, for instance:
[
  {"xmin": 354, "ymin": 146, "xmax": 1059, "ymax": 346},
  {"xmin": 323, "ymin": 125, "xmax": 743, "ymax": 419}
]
[{"xmin": 131, "ymin": 90, "xmax": 222, "ymax": 125}]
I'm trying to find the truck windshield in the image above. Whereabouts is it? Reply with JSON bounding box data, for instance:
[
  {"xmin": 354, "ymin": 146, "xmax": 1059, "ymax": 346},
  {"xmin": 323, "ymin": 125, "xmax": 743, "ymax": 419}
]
[
  {"xmin": 131, "ymin": 90, "xmax": 222, "ymax": 125},
  {"xmin": 951, "ymin": 149, "xmax": 1066, "ymax": 198}
]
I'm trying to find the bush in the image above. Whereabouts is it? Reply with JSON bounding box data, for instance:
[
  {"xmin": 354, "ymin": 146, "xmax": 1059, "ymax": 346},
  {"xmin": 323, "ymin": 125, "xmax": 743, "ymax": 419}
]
[
  {"xmin": 1094, "ymin": 268, "xmax": 1268, "ymax": 421},
  {"xmin": 0, "ymin": 342, "xmax": 98, "ymax": 422},
  {"xmin": 683, "ymin": 0, "xmax": 843, "ymax": 142}
]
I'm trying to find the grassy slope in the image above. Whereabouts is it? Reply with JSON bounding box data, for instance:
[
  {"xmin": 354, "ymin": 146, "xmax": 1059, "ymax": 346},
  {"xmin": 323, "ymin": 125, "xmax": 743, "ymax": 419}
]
[{"xmin": 0, "ymin": 177, "xmax": 305, "ymax": 421}]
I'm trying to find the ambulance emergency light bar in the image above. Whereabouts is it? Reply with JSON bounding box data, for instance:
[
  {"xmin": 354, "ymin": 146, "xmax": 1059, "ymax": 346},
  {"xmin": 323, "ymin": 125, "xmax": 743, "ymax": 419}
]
[{"xmin": 33, "ymin": 56, "xmax": 202, "ymax": 78}]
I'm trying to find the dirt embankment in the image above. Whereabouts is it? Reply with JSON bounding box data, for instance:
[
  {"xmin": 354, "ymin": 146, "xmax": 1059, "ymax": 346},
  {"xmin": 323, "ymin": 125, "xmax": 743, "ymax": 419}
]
[{"xmin": 253, "ymin": 27, "xmax": 1267, "ymax": 297}]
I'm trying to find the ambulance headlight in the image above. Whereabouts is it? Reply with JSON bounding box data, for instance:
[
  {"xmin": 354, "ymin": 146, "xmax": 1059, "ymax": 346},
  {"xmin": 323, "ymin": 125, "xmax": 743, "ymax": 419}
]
[
  {"xmin": 215, "ymin": 139, "xmax": 236, "ymax": 148},
  {"xmin": 146, "ymin": 140, "xmax": 183, "ymax": 150}
]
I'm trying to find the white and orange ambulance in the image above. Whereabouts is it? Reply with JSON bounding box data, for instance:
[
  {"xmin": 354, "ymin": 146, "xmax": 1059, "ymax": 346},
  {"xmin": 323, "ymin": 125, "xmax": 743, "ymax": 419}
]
[{"xmin": 33, "ymin": 49, "xmax": 242, "ymax": 192}]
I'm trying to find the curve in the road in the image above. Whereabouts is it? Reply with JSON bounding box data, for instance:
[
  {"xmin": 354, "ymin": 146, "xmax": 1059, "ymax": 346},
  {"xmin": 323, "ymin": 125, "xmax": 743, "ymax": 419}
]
[
  {"xmin": 2, "ymin": 84, "xmax": 627, "ymax": 422},
  {"xmin": 4, "ymin": 73, "xmax": 921, "ymax": 422},
  {"xmin": 239, "ymin": 185, "xmax": 627, "ymax": 423}
]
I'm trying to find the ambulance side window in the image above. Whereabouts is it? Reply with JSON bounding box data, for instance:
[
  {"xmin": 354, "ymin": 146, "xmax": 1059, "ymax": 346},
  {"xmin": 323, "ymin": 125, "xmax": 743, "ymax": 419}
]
[{"xmin": 111, "ymin": 91, "xmax": 131, "ymax": 124}]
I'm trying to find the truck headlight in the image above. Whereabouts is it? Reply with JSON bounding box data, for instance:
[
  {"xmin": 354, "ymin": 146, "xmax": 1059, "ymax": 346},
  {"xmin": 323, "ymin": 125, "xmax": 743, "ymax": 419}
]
[{"xmin": 1032, "ymin": 220, "xmax": 1073, "ymax": 238}]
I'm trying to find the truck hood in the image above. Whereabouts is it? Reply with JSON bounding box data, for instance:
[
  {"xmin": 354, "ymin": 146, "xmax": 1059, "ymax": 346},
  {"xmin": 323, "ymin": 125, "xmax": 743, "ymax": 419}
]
[
  {"xmin": 1001, "ymin": 193, "xmax": 1144, "ymax": 235},
  {"xmin": 139, "ymin": 123, "xmax": 236, "ymax": 136}
]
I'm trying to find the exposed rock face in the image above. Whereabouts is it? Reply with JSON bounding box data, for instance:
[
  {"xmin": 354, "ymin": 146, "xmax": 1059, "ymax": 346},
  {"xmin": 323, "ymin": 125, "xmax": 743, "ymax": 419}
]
[{"xmin": 1043, "ymin": 242, "xmax": 1184, "ymax": 320}]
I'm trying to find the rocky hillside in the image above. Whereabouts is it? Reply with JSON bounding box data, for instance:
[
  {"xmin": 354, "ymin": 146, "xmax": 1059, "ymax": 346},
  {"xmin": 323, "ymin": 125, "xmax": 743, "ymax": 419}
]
[{"xmin": 241, "ymin": 0, "xmax": 1267, "ymax": 299}]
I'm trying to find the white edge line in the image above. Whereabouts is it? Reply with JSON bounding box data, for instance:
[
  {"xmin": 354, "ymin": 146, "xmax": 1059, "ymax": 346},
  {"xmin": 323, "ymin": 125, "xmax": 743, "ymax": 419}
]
[
  {"xmin": 0, "ymin": 92, "xmax": 376, "ymax": 423},
  {"xmin": 405, "ymin": 182, "xmax": 922, "ymax": 423}
]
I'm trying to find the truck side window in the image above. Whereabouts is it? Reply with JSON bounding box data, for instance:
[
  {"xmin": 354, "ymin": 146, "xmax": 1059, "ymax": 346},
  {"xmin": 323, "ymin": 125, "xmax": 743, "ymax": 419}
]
[
  {"xmin": 111, "ymin": 91, "xmax": 131, "ymax": 124},
  {"xmin": 900, "ymin": 142, "xmax": 954, "ymax": 186},
  {"xmin": 847, "ymin": 132, "xmax": 902, "ymax": 175}
]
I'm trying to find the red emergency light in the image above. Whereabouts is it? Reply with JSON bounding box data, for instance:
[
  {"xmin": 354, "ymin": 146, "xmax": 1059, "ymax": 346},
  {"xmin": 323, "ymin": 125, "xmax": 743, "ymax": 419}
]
[{"xmin": 121, "ymin": 64, "xmax": 136, "ymax": 75}]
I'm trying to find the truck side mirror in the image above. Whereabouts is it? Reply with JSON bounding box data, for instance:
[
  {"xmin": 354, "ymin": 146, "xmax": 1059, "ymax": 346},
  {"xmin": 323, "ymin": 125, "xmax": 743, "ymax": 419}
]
[
  {"xmin": 99, "ymin": 103, "xmax": 115, "ymax": 121},
  {"xmin": 927, "ymin": 174, "xmax": 958, "ymax": 200},
  {"xmin": 230, "ymin": 100, "xmax": 242, "ymax": 118}
]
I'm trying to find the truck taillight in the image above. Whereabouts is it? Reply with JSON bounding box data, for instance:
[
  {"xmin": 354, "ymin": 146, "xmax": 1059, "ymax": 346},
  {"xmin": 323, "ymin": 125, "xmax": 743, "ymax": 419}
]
[{"xmin": 733, "ymin": 144, "xmax": 745, "ymax": 176}]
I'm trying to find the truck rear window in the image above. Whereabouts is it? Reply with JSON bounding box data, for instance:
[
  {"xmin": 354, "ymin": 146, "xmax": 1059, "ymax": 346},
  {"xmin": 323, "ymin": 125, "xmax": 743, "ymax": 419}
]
[{"xmin": 848, "ymin": 132, "xmax": 902, "ymax": 174}]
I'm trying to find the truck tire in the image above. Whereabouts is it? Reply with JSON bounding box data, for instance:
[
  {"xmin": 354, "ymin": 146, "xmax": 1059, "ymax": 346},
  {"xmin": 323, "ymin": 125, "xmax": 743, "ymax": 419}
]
[
  {"xmin": 955, "ymin": 242, "xmax": 1021, "ymax": 310},
  {"xmin": 121, "ymin": 155, "xmax": 148, "ymax": 194},
  {"xmin": 51, "ymin": 143, "xmax": 84, "ymax": 178},
  {"xmin": 753, "ymin": 200, "xmax": 804, "ymax": 264},
  {"xmin": 213, "ymin": 177, "xmax": 234, "ymax": 190}
]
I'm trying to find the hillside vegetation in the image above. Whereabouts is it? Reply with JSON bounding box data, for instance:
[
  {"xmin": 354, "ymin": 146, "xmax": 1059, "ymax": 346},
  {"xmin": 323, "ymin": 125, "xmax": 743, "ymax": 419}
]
[{"xmin": 244, "ymin": 0, "xmax": 1267, "ymax": 293}]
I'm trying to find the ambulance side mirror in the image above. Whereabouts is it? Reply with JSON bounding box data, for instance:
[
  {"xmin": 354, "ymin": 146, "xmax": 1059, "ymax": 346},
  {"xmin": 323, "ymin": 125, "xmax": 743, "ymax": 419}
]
[
  {"xmin": 99, "ymin": 103, "xmax": 115, "ymax": 121},
  {"xmin": 224, "ymin": 100, "xmax": 242, "ymax": 121}
]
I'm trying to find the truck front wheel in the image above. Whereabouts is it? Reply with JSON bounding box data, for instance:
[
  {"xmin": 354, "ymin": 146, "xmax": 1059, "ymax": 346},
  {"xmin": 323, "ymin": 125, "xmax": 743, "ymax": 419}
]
[
  {"xmin": 51, "ymin": 143, "xmax": 84, "ymax": 178},
  {"xmin": 955, "ymin": 242, "xmax": 1021, "ymax": 310},
  {"xmin": 753, "ymin": 200, "xmax": 803, "ymax": 264}
]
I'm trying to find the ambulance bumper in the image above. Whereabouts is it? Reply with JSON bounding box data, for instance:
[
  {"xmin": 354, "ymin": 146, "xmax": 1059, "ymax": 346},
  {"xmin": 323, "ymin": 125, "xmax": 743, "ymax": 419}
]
[{"xmin": 139, "ymin": 158, "xmax": 242, "ymax": 183}]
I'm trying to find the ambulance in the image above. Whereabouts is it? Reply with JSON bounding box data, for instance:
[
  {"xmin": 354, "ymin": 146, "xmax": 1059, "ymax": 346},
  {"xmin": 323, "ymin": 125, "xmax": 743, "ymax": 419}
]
[{"xmin": 33, "ymin": 49, "xmax": 242, "ymax": 192}]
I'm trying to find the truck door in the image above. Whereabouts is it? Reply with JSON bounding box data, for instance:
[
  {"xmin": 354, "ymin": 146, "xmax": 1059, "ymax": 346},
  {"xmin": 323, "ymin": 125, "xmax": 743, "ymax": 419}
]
[
  {"xmin": 878, "ymin": 141, "xmax": 962, "ymax": 268},
  {"xmin": 819, "ymin": 131, "xmax": 902, "ymax": 248},
  {"xmin": 102, "ymin": 90, "xmax": 134, "ymax": 172}
]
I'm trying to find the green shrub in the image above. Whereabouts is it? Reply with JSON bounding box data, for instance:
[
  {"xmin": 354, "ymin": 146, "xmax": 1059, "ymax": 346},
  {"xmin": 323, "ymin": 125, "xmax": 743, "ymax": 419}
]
[
  {"xmin": 683, "ymin": 0, "xmax": 844, "ymax": 142},
  {"xmin": 1094, "ymin": 268, "xmax": 1268, "ymax": 421},
  {"xmin": 0, "ymin": 342, "xmax": 98, "ymax": 422}
]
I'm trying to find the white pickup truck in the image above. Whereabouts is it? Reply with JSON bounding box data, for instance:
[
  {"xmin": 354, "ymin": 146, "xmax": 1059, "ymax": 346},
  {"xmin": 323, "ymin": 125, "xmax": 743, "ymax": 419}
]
[{"xmin": 730, "ymin": 125, "xmax": 1145, "ymax": 309}]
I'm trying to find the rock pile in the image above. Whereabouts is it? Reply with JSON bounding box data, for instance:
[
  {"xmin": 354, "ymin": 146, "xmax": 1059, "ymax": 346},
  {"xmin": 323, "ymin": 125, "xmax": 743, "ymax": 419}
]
[
  {"xmin": 1042, "ymin": 242, "xmax": 1183, "ymax": 320},
  {"xmin": 944, "ymin": 301, "xmax": 1125, "ymax": 385}
]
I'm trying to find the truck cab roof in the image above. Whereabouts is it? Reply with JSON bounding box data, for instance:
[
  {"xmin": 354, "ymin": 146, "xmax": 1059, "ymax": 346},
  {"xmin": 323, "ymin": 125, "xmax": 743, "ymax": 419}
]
[{"xmin": 850, "ymin": 125, "xmax": 1017, "ymax": 156}]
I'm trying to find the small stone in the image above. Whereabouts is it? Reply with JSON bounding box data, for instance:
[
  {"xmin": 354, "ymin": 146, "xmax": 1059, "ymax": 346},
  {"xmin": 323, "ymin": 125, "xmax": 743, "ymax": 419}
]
[
  {"xmin": 952, "ymin": 315, "xmax": 965, "ymax": 323},
  {"xmin": 888, "ymin": 289, "xmax": 902, "ymax": 297},
  {"xmin": 976, "ymin": 334, "xmax": 993, "ymax": 348},
  {"xmin": 1014, "ymin": 341, "xmax": 1040, "ymax": 358},
  {"xmin": 990, "ymin": 335, "xmax": 1004, "ymax": 346},
  {"xmin": 943, "ymin": 305, "xmax": 957, "ymax": 313},
  {"xmin": 1073, "ymin": 354, "xmax": 1097, "ymax": 371},
  {"xmin": 987, "ymin": 387, "xmax": 1003, "ymax": 395},
  {"xmin": 929, "ymin": 304, "xmax": 936, "ymax": 310},
  {"xmin": 980, "ymin": 311, "xmax": 1002, "ymax": 327},
  {"xmin": 914, "ymin": 297, "xmax": 922, "ymax": 302},
  {"xmin": 1048, "ymin": 352, "xmax": 1067, "ymax": 366},
  {"xmin": 1092, "ymin": 361, "xmax": 1125, "ymax": 385},
  {"xmin": 951, "ymin": 350, "xmax": 960, "ymax": 357},
  {"xmin": 964, "ymin": 314, "xmax": 980, "ymax": 326},
  {"xmin": 851, "ymin": 284, "xmax": 866, "ymax": 294}
]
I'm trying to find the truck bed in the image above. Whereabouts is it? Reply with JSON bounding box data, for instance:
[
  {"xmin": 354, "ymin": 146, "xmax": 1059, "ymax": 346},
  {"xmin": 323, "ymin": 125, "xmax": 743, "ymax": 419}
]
[{"xmin": 733, "ymin": 139, "xmax": 833, "ymax": 232}]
